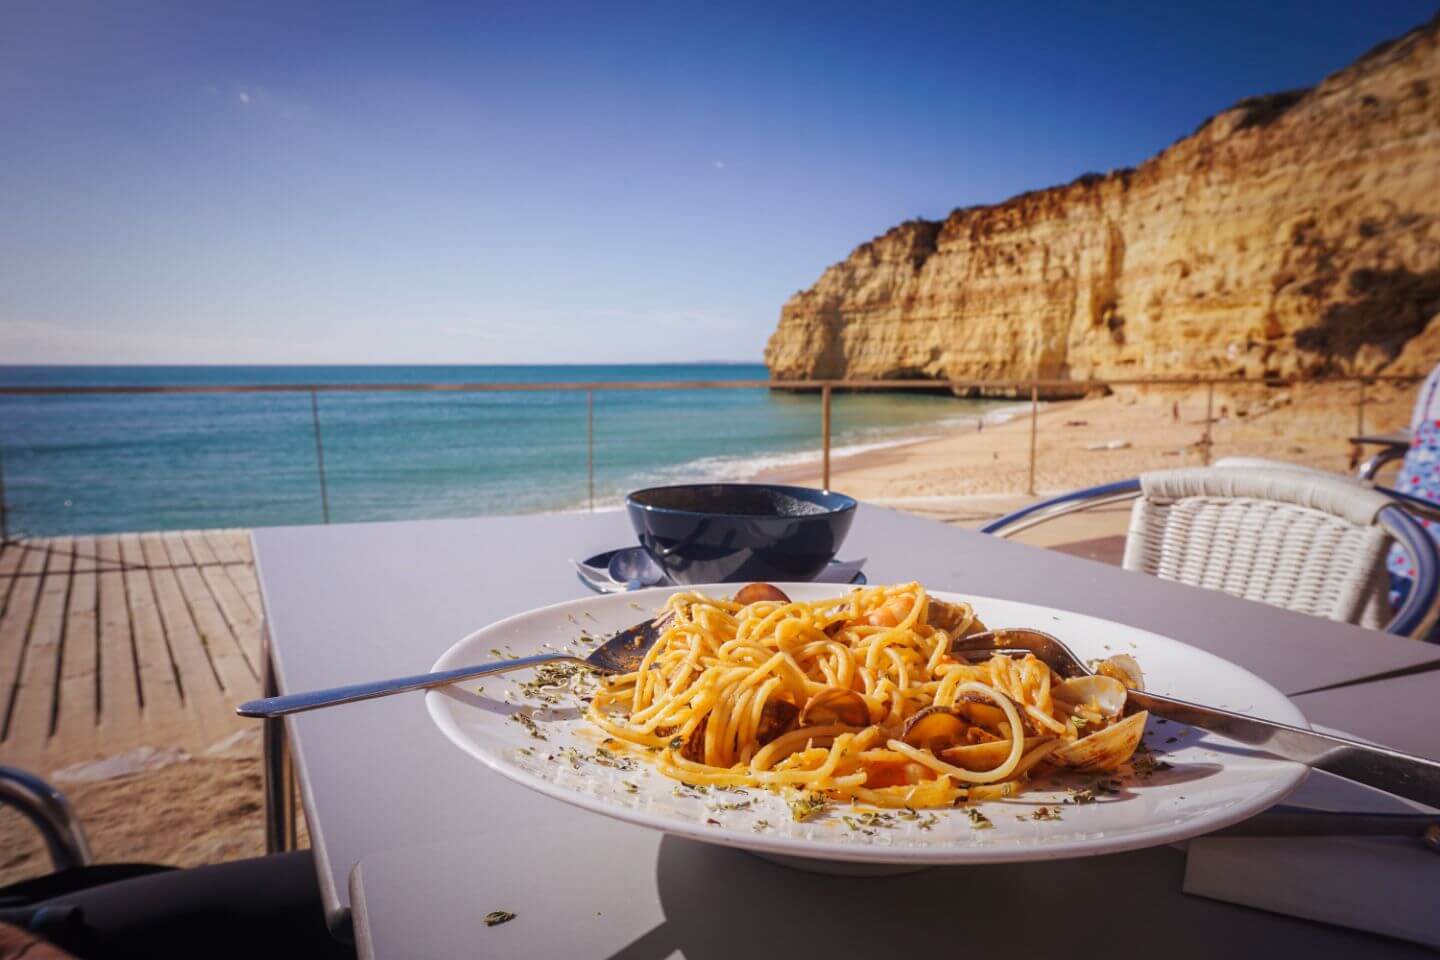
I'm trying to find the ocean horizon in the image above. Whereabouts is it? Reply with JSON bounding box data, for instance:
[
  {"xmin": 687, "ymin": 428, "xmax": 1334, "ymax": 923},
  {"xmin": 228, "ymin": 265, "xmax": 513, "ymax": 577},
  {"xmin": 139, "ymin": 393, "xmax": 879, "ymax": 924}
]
[{"xmin": 0, "ymin": 364, "xmax": 1009, "ymax": 537}]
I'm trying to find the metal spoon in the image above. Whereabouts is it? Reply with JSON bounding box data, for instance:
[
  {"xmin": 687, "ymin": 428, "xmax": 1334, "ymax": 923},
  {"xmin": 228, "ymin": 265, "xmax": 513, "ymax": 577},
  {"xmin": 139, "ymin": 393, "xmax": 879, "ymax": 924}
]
[
  {"xmin": 235, "ymin": 612, "xmax": 673, "ymax": 719},
  {"xmin": 607, "ymin": 547, "xmax": 666, "ymax": 591},
  {"xmin": 955, "ymin": 627, "xmax": 1440, "ymax": 811}
]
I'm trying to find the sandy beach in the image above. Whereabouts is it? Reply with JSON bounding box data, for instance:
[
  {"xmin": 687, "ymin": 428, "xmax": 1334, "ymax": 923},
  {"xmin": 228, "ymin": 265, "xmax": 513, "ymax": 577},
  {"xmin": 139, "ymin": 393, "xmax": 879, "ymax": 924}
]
[{"xmin": 763, "ymin": 381, "xmax": 1415, "ymax": 499}]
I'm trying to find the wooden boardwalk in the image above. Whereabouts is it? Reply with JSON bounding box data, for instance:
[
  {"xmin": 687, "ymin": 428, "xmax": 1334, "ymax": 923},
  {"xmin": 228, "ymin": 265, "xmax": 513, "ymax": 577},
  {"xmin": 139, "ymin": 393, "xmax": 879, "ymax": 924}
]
[{"xmin": 0, "ymin": 530, "xmax": 262, "ymax": 772}]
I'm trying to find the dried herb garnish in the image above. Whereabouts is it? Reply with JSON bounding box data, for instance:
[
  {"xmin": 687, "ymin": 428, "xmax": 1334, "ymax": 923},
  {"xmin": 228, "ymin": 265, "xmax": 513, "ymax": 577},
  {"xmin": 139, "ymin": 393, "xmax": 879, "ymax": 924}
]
[
  {"xmin": 509, "ymin": 711, "xmax": 547, "ymax": 741},
  {"xmin": 593, "ymin": 747, "xmax": 637, "ymax": 771},
  {"xmin": 516, "ymin": 662, "xmax": 597, "ymax": 705},
  {"xmin": 710, "ymin": 799, "xmax": 752, "ymax": 811},
  {"xmin": 1030, "ymin": 806, "xmax": 1062, "ymax": 821},
  {"xmin": 484, "ymin": 910, "xmax": 516, "ymax": 927},
  {"xmin": 965, "ymin": 808, "xmax": 993, "ymax": 830},
  {"xmin": 788, "ymin": 792, "xmax": 829, "ymax": 822}
]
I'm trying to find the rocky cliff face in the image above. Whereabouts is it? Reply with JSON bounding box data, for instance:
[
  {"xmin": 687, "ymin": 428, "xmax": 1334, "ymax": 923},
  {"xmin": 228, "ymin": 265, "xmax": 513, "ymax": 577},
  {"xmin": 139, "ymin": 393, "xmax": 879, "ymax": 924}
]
[{"xmin": 765, "ymin": 16, "xmax": 1440, "ymax": 392}]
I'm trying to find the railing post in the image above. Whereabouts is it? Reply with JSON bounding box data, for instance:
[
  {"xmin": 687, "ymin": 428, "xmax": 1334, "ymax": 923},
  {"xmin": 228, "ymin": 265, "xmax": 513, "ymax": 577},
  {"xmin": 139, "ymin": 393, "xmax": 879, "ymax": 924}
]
[
  {"xmin": 587, "ymin": 389, "xmax": 595, "ymax": 512},
  {"xmin": 1027, "ymin": 381, "xmax": 1039, "ymax": 496},
  {"xmin": 1356, "ymin": 376, "xmax": 1367, "ymax": 437},
  {"xmin": 1202, "ymin": 381, "xmax": 1215, "ymax": 466},
  {"xmin": 1350, "ymin": 377, "xmax": 1367, "ymax": 471},
  {"xmin": 0, "ymin": 443, "xmax": 9, "ymax": 543},
  {"xmin": 821, "ymin": 384, "xmax": 832, "ymax": 491},
  {"xmin": 309, "ymin": 389, "xmax": 330, "ymax": 524}
]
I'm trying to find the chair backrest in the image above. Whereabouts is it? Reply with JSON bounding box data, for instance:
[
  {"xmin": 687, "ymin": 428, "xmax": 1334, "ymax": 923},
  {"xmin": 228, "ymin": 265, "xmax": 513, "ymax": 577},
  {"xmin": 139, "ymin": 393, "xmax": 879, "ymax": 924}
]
[
  {"xmin": 1122, "ymin": 467, "xmax": 1398, "ymax": 629},
  {"xmin": 1211, "ymin": 456, "xmax": 1331, "ymax": 477}
]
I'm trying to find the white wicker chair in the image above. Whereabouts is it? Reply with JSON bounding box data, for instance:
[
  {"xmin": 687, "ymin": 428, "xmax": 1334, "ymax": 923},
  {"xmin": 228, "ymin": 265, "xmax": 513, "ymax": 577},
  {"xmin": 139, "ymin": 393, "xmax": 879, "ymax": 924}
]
[
  {"xmin": 1124, "ymin": 468, "xmax": 1398, "ymax": 628},
  {"xmin": 984, "ymin": 466, "xmax": 1440, "ymax": 639}
]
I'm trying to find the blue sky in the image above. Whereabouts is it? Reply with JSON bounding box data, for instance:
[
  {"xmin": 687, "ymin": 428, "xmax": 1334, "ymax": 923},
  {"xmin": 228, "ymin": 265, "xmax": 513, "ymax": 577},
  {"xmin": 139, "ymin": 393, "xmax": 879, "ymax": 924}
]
[{"xmin": 2, "ymin": 1, "xmax": 1435, "ymax": 365}]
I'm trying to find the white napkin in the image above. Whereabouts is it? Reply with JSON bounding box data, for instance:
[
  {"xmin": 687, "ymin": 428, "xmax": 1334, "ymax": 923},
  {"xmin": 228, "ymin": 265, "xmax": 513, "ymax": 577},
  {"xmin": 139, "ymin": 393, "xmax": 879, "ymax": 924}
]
[{"xmin": 1184, "ymin": 770, "xmax": 1439, "ymax": 947}]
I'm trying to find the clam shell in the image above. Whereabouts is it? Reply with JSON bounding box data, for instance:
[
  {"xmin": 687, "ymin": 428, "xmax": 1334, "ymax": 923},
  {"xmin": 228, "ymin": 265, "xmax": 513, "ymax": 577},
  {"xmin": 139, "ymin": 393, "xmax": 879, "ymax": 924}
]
[
  {"xmin": 1051, "ymin": 711, "xmax": 1148, "ymax": 771},
  {"xmin": 940, "ymin": 736, "xmax": 1049, "ymax": 771},
  {"xmin": 900, "ymin": 705, "xmax": 968, "ymax": 751},
  {"xmin": 1051, "ymin": 674, "xmax": 1127, "ymax": 718},
  {"xmin": 1094, "ymin": 653, "xmax": 1145, "ymax": 691}
]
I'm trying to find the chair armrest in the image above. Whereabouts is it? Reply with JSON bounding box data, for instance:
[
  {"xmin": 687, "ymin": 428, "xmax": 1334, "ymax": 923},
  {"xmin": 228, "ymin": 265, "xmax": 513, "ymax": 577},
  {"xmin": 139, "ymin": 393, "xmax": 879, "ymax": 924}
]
[
  {"xmin": 1376, "ymin": 485, "xmax": 1440, "ymax": 524},
  {"xmin": 1378, "ymin": 504, "xmax": 1440, "ymax": 640},
  {"xmin": 0, "ymin": 766, "xmax": 91, "ymax": 872},
  {"xmin": 980, "ymin": 479, "xmax": 1142, "ymax": 539},
  {"xmin": 1358, "ymin": 445, "xmax": 1407, "ymax": 481}
]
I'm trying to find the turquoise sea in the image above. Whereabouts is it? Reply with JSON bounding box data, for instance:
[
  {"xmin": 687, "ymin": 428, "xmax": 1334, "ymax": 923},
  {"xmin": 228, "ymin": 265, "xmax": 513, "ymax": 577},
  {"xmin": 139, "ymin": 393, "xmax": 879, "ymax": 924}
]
[{"xmin": 0, "ymin": 365, "xmax": 1007, "ymax": 537}]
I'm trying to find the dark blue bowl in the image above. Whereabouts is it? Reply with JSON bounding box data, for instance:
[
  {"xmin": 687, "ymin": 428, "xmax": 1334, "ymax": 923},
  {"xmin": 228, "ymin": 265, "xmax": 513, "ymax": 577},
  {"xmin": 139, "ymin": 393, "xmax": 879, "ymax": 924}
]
[{"xmin": 625, "ymin": 483, "xmax": 857, "ymax": 585}]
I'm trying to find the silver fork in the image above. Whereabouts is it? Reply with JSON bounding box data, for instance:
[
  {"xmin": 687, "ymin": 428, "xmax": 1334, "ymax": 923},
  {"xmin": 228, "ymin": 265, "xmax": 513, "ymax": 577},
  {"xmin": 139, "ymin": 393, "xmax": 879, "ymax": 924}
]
[{"xmin": 955, "ymin": 627, "xmax": 1440, "ymax": 811}]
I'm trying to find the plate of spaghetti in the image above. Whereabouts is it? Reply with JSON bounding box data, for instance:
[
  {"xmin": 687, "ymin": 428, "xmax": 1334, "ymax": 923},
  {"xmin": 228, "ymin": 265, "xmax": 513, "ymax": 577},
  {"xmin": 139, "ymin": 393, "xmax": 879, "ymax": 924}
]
[{"xmin": 427, "ymin": 582, "xmax": 1308, "ymax": 867}]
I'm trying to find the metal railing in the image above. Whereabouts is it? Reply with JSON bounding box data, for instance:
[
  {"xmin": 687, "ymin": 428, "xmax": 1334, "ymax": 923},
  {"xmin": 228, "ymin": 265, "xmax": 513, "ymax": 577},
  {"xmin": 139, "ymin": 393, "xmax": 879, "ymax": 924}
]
[{"xmin": 0, "ymin": 373, "xmax": 1422, "ymax": 536}]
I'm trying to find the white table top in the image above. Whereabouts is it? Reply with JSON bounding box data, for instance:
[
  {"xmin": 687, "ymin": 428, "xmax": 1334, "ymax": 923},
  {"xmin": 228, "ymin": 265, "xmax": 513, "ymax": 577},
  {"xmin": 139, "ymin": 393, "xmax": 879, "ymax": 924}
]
[
  {"xmin": 250, "ymin": 506, "xmax": 1440, "ymax": 935},
  {"xmin": 1295, "ymin": 670, "xmax": 1440, "ymax": 760}
]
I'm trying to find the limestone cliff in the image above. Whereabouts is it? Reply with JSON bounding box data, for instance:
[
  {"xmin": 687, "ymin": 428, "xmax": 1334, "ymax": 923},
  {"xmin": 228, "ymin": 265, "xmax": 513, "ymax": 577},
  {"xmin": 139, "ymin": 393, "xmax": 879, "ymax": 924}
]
[{"xmin": 765, "ymin": 15, "xmax": 1440, "ymax": 392}]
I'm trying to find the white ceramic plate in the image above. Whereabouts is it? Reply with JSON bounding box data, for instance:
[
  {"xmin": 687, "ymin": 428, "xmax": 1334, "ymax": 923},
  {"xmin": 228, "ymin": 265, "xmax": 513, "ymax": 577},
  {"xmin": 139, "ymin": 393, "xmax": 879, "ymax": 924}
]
[{"xmin": 426, "ymin": 584, "xmax": 1308, "ymax": 866}]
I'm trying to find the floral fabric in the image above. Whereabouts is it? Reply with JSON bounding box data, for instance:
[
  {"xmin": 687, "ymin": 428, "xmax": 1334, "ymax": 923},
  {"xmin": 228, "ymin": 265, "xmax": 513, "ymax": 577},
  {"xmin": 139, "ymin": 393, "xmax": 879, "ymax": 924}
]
[{"xmin": 1387, "ymin": 418, "xmax": 1440, "ymax": 601}]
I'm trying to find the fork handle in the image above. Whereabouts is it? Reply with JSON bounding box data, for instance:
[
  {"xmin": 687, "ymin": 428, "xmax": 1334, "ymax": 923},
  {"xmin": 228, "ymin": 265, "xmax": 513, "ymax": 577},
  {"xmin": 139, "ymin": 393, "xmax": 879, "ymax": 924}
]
[
  {"xmin": 235, "ymin": 654, "xmax": 574, "ymax": 718},
  {"xmin": 1128, "ymin": 690, "xmax": 1440, "ymax": 810}
]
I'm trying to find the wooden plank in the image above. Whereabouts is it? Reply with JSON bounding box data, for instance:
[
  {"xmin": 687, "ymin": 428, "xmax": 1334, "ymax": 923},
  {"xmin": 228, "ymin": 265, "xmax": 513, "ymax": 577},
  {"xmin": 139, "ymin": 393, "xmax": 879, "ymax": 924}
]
[
  {"xmin": 139, "ymin": 533, "xmax": 170, "ymax": 570},
  {"xmin": 201, "ymin": 564, "xmax": 264, "ymax": 677},
  {"xmin": 0, "ymin": 545, "xmax": 46, "ymax": 763},
  {"xmin": 228, "ymin": 530, "xmax": 255, "ymax": 565},
  {"xmin": 141, "ymin": 533, "xmax": 227, "ymax": 747},
  {"xmin": 0, "ymin": 542, "xmax": 29, "ymax": 625},
  {"xmin": 53, "ymin": 536, "xmax": 99, "ymax": 761},
  {"xmin": 120, "ymin": 534, "xmax": 187, "ymax": 746},
  {"xmin": 96, "ymin": 536, "xmax": 142, "ymax": 755},
  {"xmin": 204, "ymin": 529, "xmax": 244, "ymax": 565},
  {"xmin": 161, "ymin": 531, "xmax": 194, "ymax": 568},
  {"xmin": 218, "ymin": 536, "xmax": 265, "ymax": 620},
  {"xmin": 4, "ymin": 540, "xmax": 74, "ymax": 766},
  {"xmin": 90, "ymin": 535, "xmax": 125, "ymax": 572},
  {"xmin": 0, "ymin": 541, "xmax": 26, "ymax": 578},
  {"xmin": 175, "ymin": 562, "xmax": 258, "ymax": 698},
  {"xmin": 165, "ymin": 532, "xmax": 256, "ymax": 696},
  {"xmin": 183, "ymin": 530, "xmax": 220, "ymax": 566}
]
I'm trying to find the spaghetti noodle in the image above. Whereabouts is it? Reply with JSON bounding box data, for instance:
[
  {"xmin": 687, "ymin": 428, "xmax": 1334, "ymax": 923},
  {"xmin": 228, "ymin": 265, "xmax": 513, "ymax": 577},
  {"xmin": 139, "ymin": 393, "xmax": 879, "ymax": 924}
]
[{"xmin": 587, "ymin": 582, "xmax": 1148, "ymax": 810}]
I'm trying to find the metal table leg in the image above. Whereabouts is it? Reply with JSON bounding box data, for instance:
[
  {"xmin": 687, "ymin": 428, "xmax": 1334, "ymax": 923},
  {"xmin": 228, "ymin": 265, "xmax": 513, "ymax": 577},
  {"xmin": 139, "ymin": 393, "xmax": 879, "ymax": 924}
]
[{"xmin": 262, "ymin": 622, "xmax": 297, "ymax": 853}]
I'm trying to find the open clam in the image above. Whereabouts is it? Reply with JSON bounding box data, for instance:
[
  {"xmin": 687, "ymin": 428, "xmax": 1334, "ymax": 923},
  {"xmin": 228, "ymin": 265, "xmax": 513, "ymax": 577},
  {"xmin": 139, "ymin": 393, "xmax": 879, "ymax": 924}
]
[
  {"xmin": 900, "ymin": 706, "xmax": 969, "ymax": 752},
  {"xmin": 940, "ymin": 736, "xmax": 1049, "ymax": 771},
  {"xmin": 1093, "ymin": 653, "xmax": 1145, "ymax": 691},
  {"xmin": 1051, "ymin": 711, "xmax": 1148, "ymax": 772},
  {"xmin": 1051, "ymin": 675, "xmax": 1127, "ymax": 719},
  {"xmin": 680, "ymin": 698, "xmax": 798, "ymax": 763},
  {"xmin": 953, "ymin": 696, "xmax": 1010, "ymax": 733}
]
